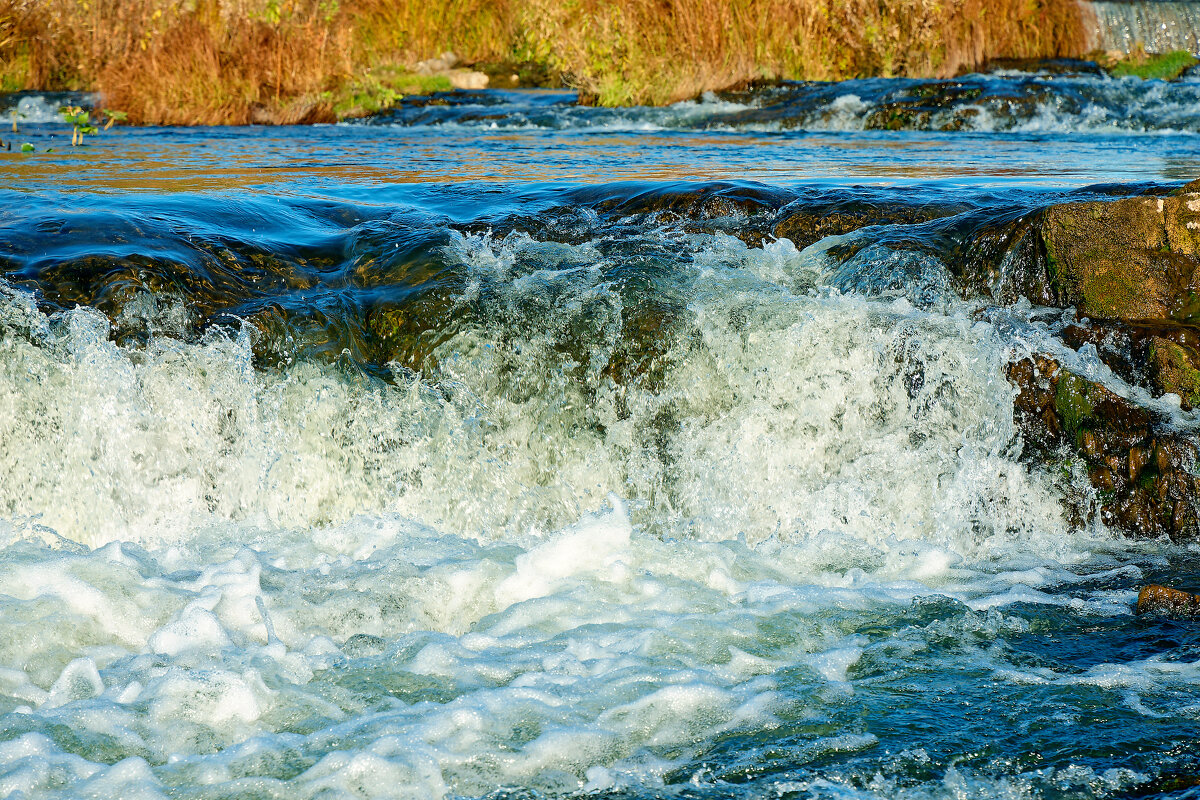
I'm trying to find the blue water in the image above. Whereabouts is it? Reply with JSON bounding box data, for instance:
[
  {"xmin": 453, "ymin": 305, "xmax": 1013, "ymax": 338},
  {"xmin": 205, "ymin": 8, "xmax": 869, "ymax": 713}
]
[{"xmin": 0, "ymin": 71, "xmax": 1199, "ymax": 800}]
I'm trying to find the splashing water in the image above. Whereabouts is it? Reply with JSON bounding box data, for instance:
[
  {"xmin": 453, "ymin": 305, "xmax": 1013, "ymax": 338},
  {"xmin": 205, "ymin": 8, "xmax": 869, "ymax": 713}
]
[
  {"xmin": 1, "ymin": 73, "xmax": 1199, "ymax": 800},
  {"xmin": 1092, "ymin": 1, "xmax": 1200, "ymax": 56}
]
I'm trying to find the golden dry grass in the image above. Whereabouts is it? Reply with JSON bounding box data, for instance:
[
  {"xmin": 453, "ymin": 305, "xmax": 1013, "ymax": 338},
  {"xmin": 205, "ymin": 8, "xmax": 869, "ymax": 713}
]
[
  {"xmin": 1, "ymin": 0, "xmax": 353, "ymax": 124},
  {"xmin": 0, "ymin": 0, "xmax": 1090, "ymax": 124},
  {"xmin": 518, "ymin": 0, "xmax": 1092, "ymax": 105}
]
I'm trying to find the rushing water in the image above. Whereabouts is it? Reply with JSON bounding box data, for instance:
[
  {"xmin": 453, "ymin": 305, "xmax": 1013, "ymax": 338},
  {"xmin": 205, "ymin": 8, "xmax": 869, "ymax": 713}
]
[
  {"xmin": 1, "ymin": 70, "xmax": 1200, "ymax": 800},
  {"xmin": 1092, "ymin": 0, "xmax": 1200, "ymax": 57}
]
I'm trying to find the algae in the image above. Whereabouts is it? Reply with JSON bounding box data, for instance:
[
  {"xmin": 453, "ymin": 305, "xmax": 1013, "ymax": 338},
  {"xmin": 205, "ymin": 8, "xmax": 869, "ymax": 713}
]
[
  {"xmin": 1149, "ymin": 337, "xmax": 1200, "ymax": 409},
  {"xmin": 1039, "ymin": 199, "xmax": 1175, "ymax": 320},
  {"xmin": 1054, "ymin": 371, "xmax": 1095, "ymax": 439}
]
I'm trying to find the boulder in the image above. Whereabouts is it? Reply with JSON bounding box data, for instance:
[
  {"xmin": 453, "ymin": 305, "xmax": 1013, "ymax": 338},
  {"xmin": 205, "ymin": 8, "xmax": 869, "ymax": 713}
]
[
  {"xmin": 411, "ymin": 52, "xmax": 489, "ymax": 90},
  {"xmin": 415, "ymin": 51, "xmax": 459, "ymax": 74},
  {"xmin": 1136, "ymin": 584, "xmax": 1200, "ymax": 617},
  {"xmin": 1036, "ymin": 185, "xmax": 1200, "ymax": 322},
  {"xmin": 979, "ymin": 181, "xmax": 1200, "ymax": 539},
  {"xmin": 448, "ymin": 70, "xmax": 489, "ymax": 91}
]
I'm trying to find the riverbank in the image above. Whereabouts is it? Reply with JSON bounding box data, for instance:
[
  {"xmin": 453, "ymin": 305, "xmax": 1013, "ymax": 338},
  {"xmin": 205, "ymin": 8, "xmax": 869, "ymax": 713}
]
[{"xmin": 0, "ymin": 0, "xmax": 1089, "ymax": 124}]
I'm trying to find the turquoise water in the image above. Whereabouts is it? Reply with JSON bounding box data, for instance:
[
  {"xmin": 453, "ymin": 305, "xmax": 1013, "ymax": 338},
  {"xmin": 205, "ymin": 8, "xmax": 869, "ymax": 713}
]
[{"xmin": 1, "ymin": 71, "xmax": 1199, "ymax": 799}]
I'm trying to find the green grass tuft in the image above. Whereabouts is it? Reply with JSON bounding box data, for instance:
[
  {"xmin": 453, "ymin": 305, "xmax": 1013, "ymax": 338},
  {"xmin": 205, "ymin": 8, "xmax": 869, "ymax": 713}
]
[
  {"xmin": 331, "ymin": 68, "xmax": 453, "ymax": 118},
  {"xmin": 1109, "ymin": 50, "xmax": 1198, "ymax": 81}
]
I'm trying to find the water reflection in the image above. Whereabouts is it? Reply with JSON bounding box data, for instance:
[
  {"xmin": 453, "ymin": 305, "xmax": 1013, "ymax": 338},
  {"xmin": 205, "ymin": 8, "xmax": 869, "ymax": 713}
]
[{"xmin": 3, "ymin": 115, "xmax": 1200, "ymax": 195}]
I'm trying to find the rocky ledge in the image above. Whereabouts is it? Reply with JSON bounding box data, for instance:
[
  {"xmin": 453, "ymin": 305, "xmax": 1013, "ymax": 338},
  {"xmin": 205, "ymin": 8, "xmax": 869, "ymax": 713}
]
[
  {"xmin": 1137, "ymin": 584, "xmax": 1200, "ymax": 617},
  {"xmin": 769, "ymin": 179, "xmax": 1200, "ymax": 539},
  {"xmin": 1001, "ymin": 181, "xmax": 1200, "ymax": 539}
]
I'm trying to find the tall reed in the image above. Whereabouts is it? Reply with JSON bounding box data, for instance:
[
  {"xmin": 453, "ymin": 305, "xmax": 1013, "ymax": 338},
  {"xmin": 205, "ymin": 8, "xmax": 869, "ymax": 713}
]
[{"xmin": 0, "ymin": 0, "xmax": 1090, "ymax": 123}]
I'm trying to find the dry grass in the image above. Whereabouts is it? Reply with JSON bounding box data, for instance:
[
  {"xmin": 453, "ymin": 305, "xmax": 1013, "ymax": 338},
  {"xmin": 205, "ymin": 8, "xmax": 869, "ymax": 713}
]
[
  {"xmin": 518, "ymin": 0, "xmax": 1092, "ymax": 105},
  {"xmin": 1, "ymin": 0, "xmax": 352, "ymax": 124},
  {"xmin": 0, "ymin": 0, "xmax": 1090, "ymax": 123}
]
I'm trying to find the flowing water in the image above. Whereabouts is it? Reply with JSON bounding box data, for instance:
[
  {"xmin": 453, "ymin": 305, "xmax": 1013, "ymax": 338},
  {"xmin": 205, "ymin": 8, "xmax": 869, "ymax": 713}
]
[
  {"xmin": 1, "ymin": 70, "xmax": 1200, "ymax": 800},
  {"xmin": 1092, "ymin": 1, "xmax": 1200, "ymax": 56}
]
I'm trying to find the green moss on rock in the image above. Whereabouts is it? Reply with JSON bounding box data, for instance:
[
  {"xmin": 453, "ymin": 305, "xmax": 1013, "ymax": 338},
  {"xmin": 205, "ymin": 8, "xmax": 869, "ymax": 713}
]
[
  {"xmin": 1164, "ymin": 192, "xmax": 1200, "ymax": 257},
  {"xmin": 1039, "ymin": 197, "xmax": 1179, "ymax": 320},
  {"xmin": 1054, "ymin": 370, "xmax": 1095, "ymax": 439},
  {"xmin": 1149, "ymin": 336, "xmax": 1200, "ymax": 409}
]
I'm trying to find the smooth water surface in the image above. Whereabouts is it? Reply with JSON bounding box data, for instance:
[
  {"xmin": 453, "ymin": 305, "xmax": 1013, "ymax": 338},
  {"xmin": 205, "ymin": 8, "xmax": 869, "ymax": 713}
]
[{"xmin": 1, "ymin": 70, "xmax": 1199, "ymax": 800}]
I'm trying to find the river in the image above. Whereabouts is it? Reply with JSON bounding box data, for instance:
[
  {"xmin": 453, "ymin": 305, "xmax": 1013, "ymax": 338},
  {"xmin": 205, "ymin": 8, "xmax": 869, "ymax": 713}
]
[{"xmin": 1, "ymin": 69, "xmax": 1199, "ymax": 799}]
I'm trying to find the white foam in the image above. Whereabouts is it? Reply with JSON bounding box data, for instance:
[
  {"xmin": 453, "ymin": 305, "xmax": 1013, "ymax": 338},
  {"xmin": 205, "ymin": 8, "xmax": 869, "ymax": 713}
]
[
  {"xmin": 6, "ymin": 96, "xmax": 70, "ymax": 125},
  {"xmin": 0, "ymin": 226, "xmax": 1179, "ymax": 798}
]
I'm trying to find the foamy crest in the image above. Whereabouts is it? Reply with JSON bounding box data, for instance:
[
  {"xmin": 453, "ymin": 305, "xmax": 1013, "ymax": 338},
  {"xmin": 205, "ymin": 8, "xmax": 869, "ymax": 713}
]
[
  {"xmin": 0, "ymin": 229, "xmax": 1074, "ymax": 555},
  {"xmin": 0, "ymin": 227, "xmax": 1185, "ymax": 799}
]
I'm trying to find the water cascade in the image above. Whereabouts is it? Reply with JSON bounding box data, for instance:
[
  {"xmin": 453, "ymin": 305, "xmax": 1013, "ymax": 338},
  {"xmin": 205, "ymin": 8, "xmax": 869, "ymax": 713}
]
[
  {"xmin": 1090, "ymin": 0, "xmax": 1200, "ymax": 55},
  {"xmin": 3, "ymin": 67, "xmax": 1200, "ymax": 800}
]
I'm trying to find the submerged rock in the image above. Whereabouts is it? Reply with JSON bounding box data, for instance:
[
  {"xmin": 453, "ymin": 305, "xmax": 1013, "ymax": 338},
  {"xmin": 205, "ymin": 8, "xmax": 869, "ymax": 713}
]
[
  {"xmin": 1136, "ymin": 584, "xmax": 1200, "ymax": 617},
  {"xmin": 772, "ymin": 201, "xmax": 956, "ymax": 249}
]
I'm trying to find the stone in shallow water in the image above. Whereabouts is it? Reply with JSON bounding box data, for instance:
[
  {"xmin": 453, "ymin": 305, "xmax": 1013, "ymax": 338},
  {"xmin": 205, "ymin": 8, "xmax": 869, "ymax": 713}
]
[{"xmin": 1136, "ymin": 584, "xmax": 1200, "ymax": 617}]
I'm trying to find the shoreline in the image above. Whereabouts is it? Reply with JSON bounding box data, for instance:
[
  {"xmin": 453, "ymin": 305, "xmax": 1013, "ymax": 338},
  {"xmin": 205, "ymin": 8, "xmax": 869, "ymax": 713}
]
[{"xmin": 0, "ymin": 0, "xmax": 1091, "ymax": 126}]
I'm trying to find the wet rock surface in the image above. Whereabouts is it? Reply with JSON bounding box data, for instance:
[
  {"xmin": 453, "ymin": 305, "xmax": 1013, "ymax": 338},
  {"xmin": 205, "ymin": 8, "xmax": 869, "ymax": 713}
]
[
  {"xmin": 1136, "ymin": 584, "xmax": 1200, "ymax": 618},
  {"xmin": 1008, "ymin": 355, "xmax": 1200, "ymax": 538},
  {"xmin": 996, "ymin": 182, "xmax": 1200, "ymax": 539}
]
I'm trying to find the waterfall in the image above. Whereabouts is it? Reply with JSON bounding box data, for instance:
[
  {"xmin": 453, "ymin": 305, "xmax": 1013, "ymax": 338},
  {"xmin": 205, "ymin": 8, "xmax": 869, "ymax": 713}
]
[{"xmin": 1091, "ymin": 1, "xmax": 1200, "ymax": 55}]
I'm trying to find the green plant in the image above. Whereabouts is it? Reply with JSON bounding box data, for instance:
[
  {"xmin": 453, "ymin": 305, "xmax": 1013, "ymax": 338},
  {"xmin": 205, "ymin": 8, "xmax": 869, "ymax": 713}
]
[
  {"xmin": 102, "ymin": 109, "xmax": 127, "ymax": 129},
  {"xmin": 59, "ymin": 105, "xmax": 97, "ymax": 145},
  {"xmin": 8, "ymin": 107, "xmax": 20, "ymax": 132},
  {"xmin": 1108, "ymin": 49, "xmax": 1198, "ymax": 81},
  {"xmin": 20, "ymin": 141, "xmax": 31, "ymax": 151}
]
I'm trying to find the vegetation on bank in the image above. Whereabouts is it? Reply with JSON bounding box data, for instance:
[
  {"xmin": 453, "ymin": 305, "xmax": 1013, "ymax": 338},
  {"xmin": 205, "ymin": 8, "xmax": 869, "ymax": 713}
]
[
  {"xmin": 1104, "ymin": 48, "xmax": 1198, "ymax": 81},
  {"xmin": 0, "ymin": 0, "xmax": 1091, "ymax": 124}
]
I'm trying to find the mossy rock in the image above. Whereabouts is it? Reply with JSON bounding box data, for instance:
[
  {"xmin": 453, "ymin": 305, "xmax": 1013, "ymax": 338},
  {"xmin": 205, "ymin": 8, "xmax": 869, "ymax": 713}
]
[
  {"xmin": 998, "ymin": 184, "xmax": 1200, "ymax": 540},
  {"xmin": 1164, "ymin": 191, "xmax": 1200, "ymax": 257},
  {"xmin": 1009, "ymin": 355, "xmax": 1200, "ymax": 539},
  {"xmin": 771, "ymin": 202, "xmax": 952, "ymax": 250},
  {"xmin": 1149, "ymin": 336, "xmax": 1200, "ymax": 409},
  {"xmin": 1039, "ymin": 195, "xmax": 1200, "ymax": 321},
  {"xmin": 1054, "ymin": 370, "xmax": 1096, "ymax": 439}
]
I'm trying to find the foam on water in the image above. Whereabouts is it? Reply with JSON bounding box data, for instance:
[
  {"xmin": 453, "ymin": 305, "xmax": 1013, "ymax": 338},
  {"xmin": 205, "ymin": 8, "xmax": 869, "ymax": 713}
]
[
  {"xmin": 0, "ymin": 496, "xmax": 1174, "ymax": 799},
  {"xmin": 367, "ymin": 74, "xmax": 1200, "ymax": 135},
  {"xmin": 3, "ymin": 220, "xmax": 1195, "ymax": 798},
  {"xmin": 0, "ymin": 94, "xmax": 95, "ymax": 125},
  {"xmin": 0, "ymin": 231, "xmax": 1075, "ymax": 552}
]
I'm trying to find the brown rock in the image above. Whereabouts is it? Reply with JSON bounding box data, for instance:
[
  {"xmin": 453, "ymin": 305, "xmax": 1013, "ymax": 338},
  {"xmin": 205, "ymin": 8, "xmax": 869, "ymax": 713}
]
[
  {"xmin": 1007, "ymin": 355, "xmax": 1200, "ymax": 539},
  {"xmin": 1040, "ymin": 197, "xmax": 1179, "ymax": 320},
  {"xmin": 771, "ymin": 204, "xmax": 954, "ymax": 250},
  {"xmin": 1148, "ymin": 336, "xmax": 1200, "ymax": 409},
  {"xmin": 1136, "ymin": 584, "xmax": 1200, "ymax": 617},
  {"xmin": 1164, "ymin": 191, "xmax": 1200, "ymax": 257}
]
